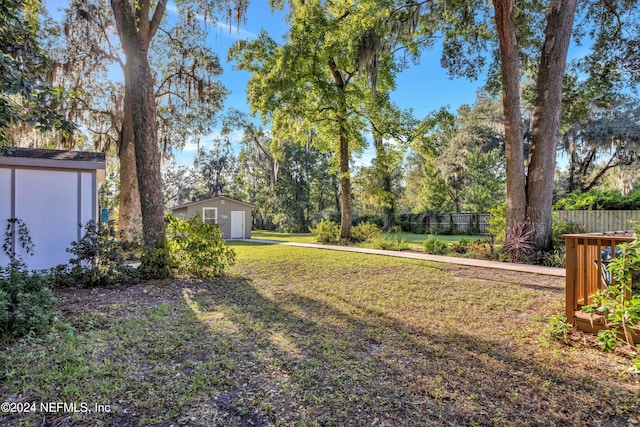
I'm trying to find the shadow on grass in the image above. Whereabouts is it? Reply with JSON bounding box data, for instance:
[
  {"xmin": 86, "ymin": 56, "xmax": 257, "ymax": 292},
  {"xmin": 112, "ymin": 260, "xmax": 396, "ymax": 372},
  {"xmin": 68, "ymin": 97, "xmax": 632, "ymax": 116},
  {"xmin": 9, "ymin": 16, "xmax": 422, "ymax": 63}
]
[
  {"xmin": 180, "ymin": 275, "xmax": 636, "ymax": 427},
  {"xmin": 2, "ymin": 268, "xmax": 635, "ymax": 427}
]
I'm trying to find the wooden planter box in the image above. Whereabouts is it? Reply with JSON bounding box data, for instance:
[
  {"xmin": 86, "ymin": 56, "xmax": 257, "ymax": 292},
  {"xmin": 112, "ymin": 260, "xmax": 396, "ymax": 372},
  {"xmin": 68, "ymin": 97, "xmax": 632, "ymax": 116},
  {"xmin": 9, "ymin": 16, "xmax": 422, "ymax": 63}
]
[{"xmin": 564, "ymin": 232, "xmax": 637, "ymax": 336}]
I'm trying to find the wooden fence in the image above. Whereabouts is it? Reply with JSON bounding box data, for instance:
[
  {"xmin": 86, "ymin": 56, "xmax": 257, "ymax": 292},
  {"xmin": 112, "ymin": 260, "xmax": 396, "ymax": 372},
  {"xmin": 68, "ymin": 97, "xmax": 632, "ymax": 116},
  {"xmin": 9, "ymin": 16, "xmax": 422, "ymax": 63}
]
[
  {"xmin": 400, "ymin": 212, "xmax": 490, "ymax": 235},
  {"xmin": 556, "ymin": 210, "xmax": 640, "ymax": 233}
]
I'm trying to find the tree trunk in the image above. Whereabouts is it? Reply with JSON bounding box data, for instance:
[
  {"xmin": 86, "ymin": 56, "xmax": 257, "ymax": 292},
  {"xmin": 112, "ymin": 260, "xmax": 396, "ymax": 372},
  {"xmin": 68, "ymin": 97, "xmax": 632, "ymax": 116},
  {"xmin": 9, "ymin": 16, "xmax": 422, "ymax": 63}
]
[
  {"xmin": 111, "ymin": 0, "xmax": 167, "ymax": 250},
  {"xmin": 374, "ymin": 134, "xmax": 395, "ymax": 231},
  {"xmin": 493, "ymin": 0, "xmax": 526, "ymax": 234},
  {"xmin": 117, "ymin": 82, "xmax": 142, "ymax": 242},
  {"xmin": 127, "ymin": 51, "xmax": 165, "ymax": 249},
  {"xmin": 526, "ymin": 0, "xmax": 577, "ymax": 251},
  {"xmin": 338, "ymin": 118, "xmax": 352, "ymax": 239},
  {"xmin": 328, "ymin": 58, "xmax": 352, "ymax": 239}
]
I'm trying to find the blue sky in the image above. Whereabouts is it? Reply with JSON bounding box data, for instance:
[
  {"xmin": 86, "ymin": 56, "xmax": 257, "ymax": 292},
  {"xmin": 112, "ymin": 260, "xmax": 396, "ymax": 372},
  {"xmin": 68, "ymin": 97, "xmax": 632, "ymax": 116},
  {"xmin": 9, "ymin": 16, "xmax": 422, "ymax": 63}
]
[
  {"xmin": 48, "ymin": 1, "xmax": 581, "ymax": 166},
  {"xmin": 171, "ymin": 1, "xmax": 485, "ymax": 165}
]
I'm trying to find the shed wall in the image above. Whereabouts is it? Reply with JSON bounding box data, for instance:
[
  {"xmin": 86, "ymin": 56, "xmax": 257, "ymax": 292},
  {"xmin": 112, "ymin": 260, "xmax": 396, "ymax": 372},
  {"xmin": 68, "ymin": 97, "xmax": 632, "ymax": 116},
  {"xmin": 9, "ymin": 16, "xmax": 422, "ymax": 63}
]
[
  {"xmin": 0, "ymin": 169, "xmax": 11, "ymax": 267},
  {"xmin": 1, "ymin": 166, "xmax": 98, "ymax": 270}
]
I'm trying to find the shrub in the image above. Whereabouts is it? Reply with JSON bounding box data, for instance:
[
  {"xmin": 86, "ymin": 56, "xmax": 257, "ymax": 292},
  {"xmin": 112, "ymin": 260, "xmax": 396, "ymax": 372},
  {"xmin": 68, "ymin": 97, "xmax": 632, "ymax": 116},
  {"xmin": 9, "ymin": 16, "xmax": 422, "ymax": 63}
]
[
  {"xmin": 372, "ymin": 236, "xmax": 409, "ymax": 251},
  {"xmin": 430, "ymin": 224, "xmax": 453, "ymax": 235},
  {"xmin": 138, "ymin": 248, "xmax": 172, "ymax": 280},
  {"xmin": 310, "ymin": 219, "xmax": 340, "ymax": 243},
  {"xmin": 487, "ymin": 203, "xmax": 506, "ymax": 243},
  {"xmin": 467, "ymin": 239, "xmax": 492, "ymax": 259},
  {"xmin": 449, "ymin": 238, "xmax": 470, "ymax": 254},
  {"xmin": 1, "ymin": 219, "xmax": 56, "ymax": 340},
  {"xmin": 0, "ymin": 266, "xmax": 57, "ymax": 340},
  {"xmin": 554, "ymin": 189, "xmax": 640, "ymax": 211},
  {"xmin": 53, "ymin": 221, "xmax": 140, "ymax": 288},
  {"xmin": 165, "ymin": 215, "xmax": 236, "ymax": 278},
  {"xmin": 543, "ymin": 248, "xmax": 566, "ymax": 268},
  {"xmin": 351, "ymin": 222, "xmax": 382, "ymax": 242},
  {"xmin": 424, "ymin": 237, "xmax": 449, "ymax": 255},
  {"xmin": 353, "ymin": 215, "xmax": 384, "ymax": 228}
]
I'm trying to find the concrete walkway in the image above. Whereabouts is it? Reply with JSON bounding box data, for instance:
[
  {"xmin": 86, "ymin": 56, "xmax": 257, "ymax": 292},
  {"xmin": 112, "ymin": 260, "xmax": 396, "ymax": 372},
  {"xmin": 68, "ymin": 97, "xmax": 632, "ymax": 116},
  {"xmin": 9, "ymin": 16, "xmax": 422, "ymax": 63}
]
[{"xmin": 244, "ymin": 239, "xmax": 566, "ymax": 277}]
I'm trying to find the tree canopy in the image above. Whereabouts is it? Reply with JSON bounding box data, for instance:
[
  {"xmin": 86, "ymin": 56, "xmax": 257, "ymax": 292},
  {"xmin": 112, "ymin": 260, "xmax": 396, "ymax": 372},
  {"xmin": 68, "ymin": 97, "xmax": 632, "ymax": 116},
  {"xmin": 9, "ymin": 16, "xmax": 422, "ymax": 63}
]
[{"xmin": 0, "ymin": 0, "xmax": 75, "ymax": 147}]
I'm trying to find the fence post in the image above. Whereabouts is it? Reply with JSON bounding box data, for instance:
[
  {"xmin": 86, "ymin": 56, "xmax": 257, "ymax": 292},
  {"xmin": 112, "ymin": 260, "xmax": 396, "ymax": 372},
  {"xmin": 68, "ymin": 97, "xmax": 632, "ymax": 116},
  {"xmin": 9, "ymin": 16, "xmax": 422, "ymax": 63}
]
[{"xmin": 565, "ymin": 235, "xmax": 577, "ymax": 324}]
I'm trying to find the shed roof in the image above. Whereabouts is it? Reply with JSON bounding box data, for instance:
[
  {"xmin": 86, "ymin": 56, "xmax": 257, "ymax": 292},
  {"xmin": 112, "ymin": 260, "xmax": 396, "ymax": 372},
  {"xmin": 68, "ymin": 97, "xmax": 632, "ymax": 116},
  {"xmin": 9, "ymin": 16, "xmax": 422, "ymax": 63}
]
[
  {"xmin": 0, "ymin": 147, "xmax": 106, "ymax": 170},
  {"xmin": 169, "ymin": 195, "xmax": 254, "ymax": 210}
]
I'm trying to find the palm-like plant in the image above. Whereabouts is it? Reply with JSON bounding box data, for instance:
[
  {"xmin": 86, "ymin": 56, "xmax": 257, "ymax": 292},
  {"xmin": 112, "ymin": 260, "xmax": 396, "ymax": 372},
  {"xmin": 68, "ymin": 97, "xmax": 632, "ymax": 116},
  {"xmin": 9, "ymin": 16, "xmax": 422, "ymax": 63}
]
[{"xmin": 504, "ymin": 222, "xmax": 535, "ymax": 262}]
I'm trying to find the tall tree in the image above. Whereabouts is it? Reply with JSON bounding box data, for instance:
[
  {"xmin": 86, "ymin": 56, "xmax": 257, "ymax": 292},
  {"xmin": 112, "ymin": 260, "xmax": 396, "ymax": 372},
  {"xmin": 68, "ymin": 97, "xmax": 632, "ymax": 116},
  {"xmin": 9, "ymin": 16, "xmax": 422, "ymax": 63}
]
[
  {"xmin": 232, "ymin": 0, "xmax": 423, "ymax": 238},
  {"xmin": 54, "ymin": 0, "xmax": 241, "ymax": 247},
  {"xmin": 430, "ymin": 0, "xmax": 577, "ymax": 250},
  {"xmin": 231, "ymin": 14, "xmax": 368, "ymax": 238}
]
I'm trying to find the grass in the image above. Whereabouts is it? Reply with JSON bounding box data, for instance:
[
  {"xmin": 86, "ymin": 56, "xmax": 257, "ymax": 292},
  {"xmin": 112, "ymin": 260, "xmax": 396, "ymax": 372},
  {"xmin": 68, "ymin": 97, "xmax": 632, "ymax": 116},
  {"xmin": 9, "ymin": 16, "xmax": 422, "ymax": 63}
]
[
  {"xmin": 252, "ymin": 229, "xmax": 485, "ymax": 251},
  {"xmin": 1, "ymin": 242, "xmax": 639, "ymax": 426}
]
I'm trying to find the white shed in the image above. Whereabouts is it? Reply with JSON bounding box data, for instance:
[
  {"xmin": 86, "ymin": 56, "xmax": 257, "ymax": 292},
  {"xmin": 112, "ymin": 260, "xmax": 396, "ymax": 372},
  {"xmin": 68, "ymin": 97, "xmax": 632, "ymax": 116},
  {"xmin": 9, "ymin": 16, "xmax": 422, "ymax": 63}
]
[{"xmin": 0, "ymin": 147, "xmax": 106, "ymax": 270}]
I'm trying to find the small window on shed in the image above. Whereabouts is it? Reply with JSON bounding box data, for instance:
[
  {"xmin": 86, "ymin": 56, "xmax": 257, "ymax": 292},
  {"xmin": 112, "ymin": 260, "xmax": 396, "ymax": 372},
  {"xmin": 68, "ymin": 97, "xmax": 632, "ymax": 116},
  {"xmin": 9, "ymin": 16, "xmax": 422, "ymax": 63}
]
[{"xmin": 202, "ymin": 207, "xmax": 217, "ymax": 225}]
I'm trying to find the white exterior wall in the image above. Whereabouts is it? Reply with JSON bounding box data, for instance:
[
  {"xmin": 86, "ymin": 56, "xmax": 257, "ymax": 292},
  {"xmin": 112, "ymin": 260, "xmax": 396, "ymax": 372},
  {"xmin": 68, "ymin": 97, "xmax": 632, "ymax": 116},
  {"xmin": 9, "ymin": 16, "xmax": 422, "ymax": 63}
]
[
  {"xmin": 1, "ymin": 167, "xmax": 98, "ymax": 270},
  {"xmin": 0, "ymin": 169, "xmax": 11, "ymax": 267}
]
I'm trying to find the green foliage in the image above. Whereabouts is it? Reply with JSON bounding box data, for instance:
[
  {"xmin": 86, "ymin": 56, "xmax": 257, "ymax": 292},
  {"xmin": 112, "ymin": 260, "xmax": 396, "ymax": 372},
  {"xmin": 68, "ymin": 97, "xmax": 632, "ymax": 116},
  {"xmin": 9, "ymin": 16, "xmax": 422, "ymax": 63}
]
[
  {"xmin": 2, "ymin": 217, "xmax": 34, "ymax": 263},
  {"xmin": 554, "ymin": 189, "xmax": 640, "ymax": 211},
  {"xmin": 371, "ymin": 235, "xmax": 409, "ymax": 251},
  {"xmin": 0, "ymin": 219, "xmax": 56, "ymax": 340},
  {"xmin": 353, "ymin": 215, "xmax": 384, "ymax": 228},
  {"xmin": 138, "ymin": 248, "xmax": 172, "ymax": 280},
  {"xmin": 542, "ymin": 249, "xmax": 566, "ymax": 268},
  {"xmin": 309, "ymin": 220, "xmax": 340, "ymax": 244},
  {"xmin": 0, "ymin": 0, "xmax": 75, "ymax": 145},
  {"xmin": 165, "ymin": 215, "xmax": 236, "ymax": 279},
  {"xmin": 351, "ymin": 222, "xmax": 382, "ymax": 243},
  {"xmin": 0, "ymin": 265, "xmax": 57, "ymax": 340},
  {"xmin": 582, "ymin": 240, "xmax": 640, "ymax": 352},
  {"xmin": 548, "ymin": 314, "xmax": 571, "ymax": 344},
  {"xmin": 449, "ymin": 238, "xmax": 470, "ymax": 254},
  {"xmin": 595, "ymin": 329, "xmax": 619, "ymax": 352},
  {"xmin": 406, "ymin": 95, "xmax": 505, "ymax": 213},
  {"xmin": 424, "ymin": 237, "xmax": 449, "ymax": 255},
  {"xmin": 487, "ymin": 203, "xmax": 506, "ymax": 242},
  {"xmin": 52, "ymin": 221, "xmax": 140, "ymax": 288}
]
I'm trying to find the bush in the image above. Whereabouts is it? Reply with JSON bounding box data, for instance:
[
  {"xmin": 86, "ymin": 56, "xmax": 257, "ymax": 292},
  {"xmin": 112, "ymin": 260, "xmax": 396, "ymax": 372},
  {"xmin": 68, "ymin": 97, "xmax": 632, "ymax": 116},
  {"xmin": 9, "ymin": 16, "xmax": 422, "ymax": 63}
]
[
  {"xmin": 449, "ymin": 238, "xmax": 470, "ymax": 254},
  {"xmin": 52, "ymin": 221, "xmax": 140, "ymax": 288},
  {"xmin": 165, "ymin": 215, "xmax": 236, "ymax": 278},
  {"xmin": 353, "ymin": 215, "xmax": 384, "ymax": 228},
  {"xmin": 424, "ymin": 237, "xmax": 449, "ymax": 255},
  {"xmin": 0, "ymin": 266, "xmax": 57, "ymax": 340},
  {"xmin": 310, "ymin": 219, "xmax": 340, "ymax": 243},
  {"xmin": 372, "ymin": 236, "xmax": 409, "ymax": 251},
  {"xmin": 554, "ymin": 189, "xmax": 640, "ymax": 211},
  {"xmin": 1, "ymin": 218, "xmax": 56, "ymax": 340},
  {"xmin": 487, "ymin": 203, "xmax": 506, "ymax": 242},
  {"xmin": 467, "ymin": 239, "xmax": 493, "ymax": 259},
  {"xmin": 138, "ymin": 248, "xmax": 172, "ymax": 280},
  {"xmin": 551, "ymin": 212, "xmax": 581, "ymax": 247},
  {"xmin": 351, "ymin": 222, "xmax": 382, "ymax": 242}
]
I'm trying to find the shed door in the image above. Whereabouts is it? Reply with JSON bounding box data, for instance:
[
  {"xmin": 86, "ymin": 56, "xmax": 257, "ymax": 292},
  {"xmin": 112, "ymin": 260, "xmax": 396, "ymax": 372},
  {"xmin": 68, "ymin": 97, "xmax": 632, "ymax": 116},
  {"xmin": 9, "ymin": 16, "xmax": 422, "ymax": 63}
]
[{"xmin": 231, "ymin": 211, "xmax": 245, "ymax": 239}]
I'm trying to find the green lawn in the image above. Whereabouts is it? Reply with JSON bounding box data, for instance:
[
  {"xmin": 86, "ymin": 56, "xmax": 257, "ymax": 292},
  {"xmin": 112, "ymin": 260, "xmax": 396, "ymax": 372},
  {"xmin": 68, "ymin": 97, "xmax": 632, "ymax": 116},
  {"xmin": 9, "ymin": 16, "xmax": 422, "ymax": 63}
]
[
  {"xmin": 252, "ymin": 229, "xmax": 486, "ymax": 250},
  {"xmin": 1, "ymin": 243, "xmax": 638, "ymax": 426}
]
